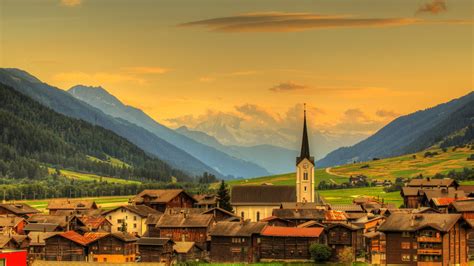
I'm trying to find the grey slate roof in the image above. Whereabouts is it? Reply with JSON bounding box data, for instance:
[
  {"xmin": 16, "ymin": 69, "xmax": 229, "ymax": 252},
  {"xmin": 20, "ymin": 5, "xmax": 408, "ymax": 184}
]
[
  {"xmin": 209, "ymin": 221, "xmax": 267, "ymax": 237},
  {"xmin": 24, "ymin": 223, "xmax": 60, "ymax": 232},
  {"xmin": 231, "ymin": 185, "xmax": 296, "ymax": 205},
  {"xmin": 378, "ymin": 213, "xmax": 462, "ymax": 232},
  {"xmin": 137, "ymin": 237, "xmax": 173, "ymax": 246},
  {"xmin": 272, "ymin": 209, "xmax": 326, "ymax": 220},
  {"xmin": 0, "ymin": 203, "xmax": 40, "ymax": 215}
]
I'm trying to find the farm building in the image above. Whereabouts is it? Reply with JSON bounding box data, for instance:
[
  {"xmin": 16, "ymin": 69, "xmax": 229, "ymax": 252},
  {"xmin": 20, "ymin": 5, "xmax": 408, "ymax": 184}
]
[
  {"xmin": 85, "ymin": 232, "xmax": 137, "ymax": 263},
  {"xmin": 326, "ymin": 222, "xmax": 363, "ymax": 261},
  {"xmin": 130, "ymin": 189, "xmax": 196, "ymax": 212},
  {"xmin": 102, "ymin": 204, "xmax": 161, "ymax": 236},
  {"xmin": 209, "ymin": 221, "xmax": 266, "ymax": 263},
  {"xmin": 43, "ymin": 231, "xmax": 89, "ymax": 261},
  {"xmin": 0, "ymin": 203, "xmax": 40, "ymax": 218},
  {"xmin": 47, "ymin": 199, "xmax": 98, "ymax": 215},
  {"xmin": 136, "ymin": 237, "xmax": 174, "ymax": 263}
]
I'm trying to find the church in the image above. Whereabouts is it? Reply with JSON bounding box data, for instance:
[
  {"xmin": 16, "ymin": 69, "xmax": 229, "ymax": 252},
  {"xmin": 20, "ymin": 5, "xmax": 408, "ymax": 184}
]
[{"xmin": 230, "ymin": 106, "xmax": 323, "ymax": 222}]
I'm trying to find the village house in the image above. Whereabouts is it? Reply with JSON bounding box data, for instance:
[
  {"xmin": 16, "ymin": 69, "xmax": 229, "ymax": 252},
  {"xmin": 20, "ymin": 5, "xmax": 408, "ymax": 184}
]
[
  {"xmin": 85, "ymin": 232, "xmax": 137, "ymax": 263},
  {"xmin": 136, "ymin": 237, "xmax": 174, "ymax": 263},
  {"xmin": 47, "ymin": 199, "xmax": 98, "ymax": 215},
  {"xmin": 103, "ymin": 204, "xmax": 161, "ymax": 236},
  {"xmin": 231, "ymin": 185, "xmax": 296, "ymax": 222},
  {"xmin": 0, "ymin": 203, "xmax": 40, "ymax": 218},
  {"xmin": 70, "ymin": 215, "xmax": 112, "ymax": 233},
  {"xmin": 0, "ymin": 215, "xmax": 26, "ymax": 235},
  {"xmin": 24, "ymin": 223, "xmax": 61, "ymax": 234},
  {"xmin": 364, "ymin": 231, "xmax": 386, "ymax": 265},
  {"xmin": 458, "ymin": 185, "xmax": 474, "ymax": 197},
  {"xmin": 259, "ymin": 226, "xmax": 324, "ymax": 261},
  {"xmin": 43, "ymin": 231, "xmax": 89, "ymax": 261},
  {"xmin": 209, "ymin": 221, "xmax": 266, "ymax": 263},
  {"xmin": 27, "ymin": 232, "xmax": 59, "ymax": 261},
  {"xmin": 144, "ymin": 213, "xmax": 162, "ymax": 237},
  {"xmin": 201, "ymin": 207, "xmax": 240, "ymax": 222},
  {"xmin": 406, "ymin": 177, "xmax": 459, "ymax": 189},
  {"xmin": 0, "ymin": 235, "xmax": 29, "ymax": 250},
  {"xmin": 420, "ymin": 188, "xmax": 466, "ymax": 208},
  {"xmin": 27, "ymin": 214, "xmax": 71, "ymax": 231},
  {"xmin": 130, "ymin": 189, "xmax": 196, "ymax": 212},
  {"xmin": 326, "ymin": 222, "xmax": 363, "ymax": 261},
  {"xmin": 378, "ymin": 213, "xmax": 469, "ymax": 265},
  {"xmin": 174, "ymin": 241, "xmax": 206, "ymax": 262},
  {"xmin": 155, "ymin": 213, "xmax": 213, "ymax": 249},
  {"xmin": 193, "ymin": 194, "xmax": 218, "ymax": 210},
  {"xmin": 448, "ymin": 199, "xmax": 474, "ymax": 260}
]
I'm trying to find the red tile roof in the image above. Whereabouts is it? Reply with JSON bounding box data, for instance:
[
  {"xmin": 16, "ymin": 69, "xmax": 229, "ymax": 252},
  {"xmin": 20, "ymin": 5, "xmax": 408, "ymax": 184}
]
[
  {"xmin": 325, "ymin": 210, "xmax": 347, "ymax": 221},
  {"xmin": 57, "ymin": 231, "xmax": 89, "ymax": 246},
  {"xmin": 83, "ymin": 232, "xmax": 109, "ymax": 243},
  {"xmin": 432, "ymin": 197, "xmax": 469, "ymax": 206},
  {"xmin": 261, "ymin": 226, "xmax": 323, "ymax": 238}
]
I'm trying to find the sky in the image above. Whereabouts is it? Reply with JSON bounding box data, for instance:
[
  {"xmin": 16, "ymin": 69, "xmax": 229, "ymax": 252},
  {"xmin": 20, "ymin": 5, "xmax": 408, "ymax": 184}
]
[{"xmin": 0, "ymin": 0, "xmax": 473, "ymax": 150}]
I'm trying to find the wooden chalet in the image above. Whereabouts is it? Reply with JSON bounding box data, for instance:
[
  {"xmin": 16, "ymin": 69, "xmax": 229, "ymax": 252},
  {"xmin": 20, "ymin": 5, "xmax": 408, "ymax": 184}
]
[
  {"xmin": 43, "ymin": 231, "xmax": 89, "ymax": 261},
  {"xmin": 421, "ymin": 188, "xmax": 466, "ymax": 208},
  {"xmin": 0, "ymin": 216, "xmax": 26, "ymax": 234},
  {"xmin": 155, "ymin": 213, "xmax": 213, "ymax": 249},
  {"xmin": 136, "ymin": 237, "xmax": 174, "ymax": 263},
  {"xmin": 272, "ymin": 209, "xmax": 326, "ymax": 226},
  {"xmin": 449, "ymin": 199, "xmax": 474, "ymax": 261},
  {"xmin": 326, "ymin": 222, "xmax": 363, "ymax": 261},
  {"xmin": 193, "ymin": 194, "xmax": 218, "ymax": 210},
  {"xmin": 0, "ymin": 235, "xmax": 29, "ymax": 250},
  {"xmin": 174, "ymin": 241, "xmax": 206, "ymax": 262},
  {"xmin": 401, "ymin": 187, "xmax": 421, "ymax": 208},
  {"xmin": 24, "ymin": 223, "xmax": 61, "ymax": 234},
  {"xmin": 259, "ymin": 226, "xmax": 324, "ymax": 261},
  {"xmin": 458, "ymin": 185, "xmax": 474, "ymax": 197},
  {"xmin": 406, "ymin": 177, "xmax": 459, "ymax": 189},
  {"xmin": 378, "ymin": 213, "xmax": 469, "ymax": 265},
  {"xmin": 201, "ymin": 207, "xmax": 240, "ymax": 222},
  {"xmin": 85, "ymin": 232, "xmax": 137, "ymax": 263},
  {"xmin": 130, "ymin": 189, "xmax": 196, "ymax": 212},
  {"xmin": 47, "ymin": 199, "xmax": 98, "ymax": 215},
  {"xmin": 70, "ymin": 216, "xmax": 112, "ymax": 233},
  {"xmin": 27, "ymin": 214, "xmax": 71, "ymax": 232},
  {"xmin": 27, "ymin": 232, "xmax": 60, "ymax": 261},
  {"xmin": 364, "ymin": 231, "xmax": 386, "ymax": 265},
  {"xmin": 0, "ymin": 203, "xmax": 40, "ymax": 218},
  {"xmin": 209, "ymin": 221, "xmax": 266, "ymax": 263}
]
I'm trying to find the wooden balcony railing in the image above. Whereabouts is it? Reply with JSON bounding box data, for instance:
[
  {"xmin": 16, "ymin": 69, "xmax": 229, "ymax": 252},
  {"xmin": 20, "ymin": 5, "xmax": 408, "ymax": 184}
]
[
  {"xmin": 417, "ymin": 236, "xmax": 442, "ymax": 243},
  {"xmin": 418, "ymin": 248, "xmax": 443, "ymax": 255}
]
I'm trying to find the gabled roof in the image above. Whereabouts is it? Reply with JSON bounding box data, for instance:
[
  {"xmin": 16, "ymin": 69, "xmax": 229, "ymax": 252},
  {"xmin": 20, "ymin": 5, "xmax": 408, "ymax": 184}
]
[
  {"xmin": 407, "ymin": 178, "xmax": 457, "ymax": 187},
  {"xmin": 0, "ymin": 203, "xmax": 40, "ymax": 215},
  {"xmin": 431, "ymin": 197, "xmax": 469, "ymax": 207},
  {"xmin": 137, "ymin": 237, "xmax": 173, "ymax": 246},
  {"xmin": 27, "ymin": 214, "xmax": 69, "ymax": 228},
  {"xmin": 280, "ymin": 202, "xmax": 326, "ymax": 210},
  {"xmin": 156, "ymin": 214, "xmax": 213, "ymax": 228},
  {"xmin": 201, "ymin": 207, "xmax": 239, "ymax": 218},
  {"xmin": 272, "ymin": 209, "xmax": 325, "ymax": 220},
  {"xmin": 297, "ymin": 220, "xmax": 325, "ymax": 228},
  {"xmin": 0, "ymin": 235, "xmax": 16, "ymax": 248},
  {"xmin": 84, "ymin": 232, "xmax": 137, "ymax": 243},
  {"xmin": 193, "ymin": 194, "xmax": 218, "ymax": 205},
  {"xmin": 130, "ymin": 189, "xmax": 196, "ymax": 204},
  {"xmin": 145, "ymin": 213, "xmax": 163, "ymax": 225},
  {"xmin": 0, "ymin": 216, "xmax": 24, "ymax": 227},
  {"xmin": 378, "ymin": 213, "xmax": 462, "ymax": 232},
  {"xmin": 103, "ymin": 204, "xmax": 161, "ymax": 217},
  {"xmin": 261, "ymin": 226, "xmax": 323, "ymax": 238},
  {"xmin": 47, "ymin": 199, "xmax": 97, "ymax": 210},
  {"xmin": 28, "ymin": 232, "xmax": 60, "ymax": 246},
  {"xmin": 422, "ymin": 188, "xmax": 465, "ymax": 202},
  {"xmin": 458, "ymin": 185, "xmax": 474, "ymax": 195},
  {"xmin": 231, "ymin": 185, "xmax": 296, "ymax": 205},
  {"xmin": 24, "ymin": 223, "xmax": 60, "ymax": 232},
  {"xmin": 46, "ymin": 230, "xmax": 89, "ymax": 246},
  {"xmin": 401, "ymin": 187, "xmax": 419, "ymax": 196},
  {"xmin": 326, "ymin": 222, "xmax": 361, "ymax": 231},
  {"xmin": 174, "ymin": 241, "xmax": 202, "ymax": 253},
  {"xmin": 450, "ymin": 199, "xmax": 474, "ymax": 212},
  {"xmin": 329, "ymin": 204, "xmax": 363, "ymax": 212},
  {"xmin": 209, "ymin": 221, "xmax": 266, "ymax": 237},
  {"xmin": 78, "ymin": 216, "xmax": 111, "ymax": 229}
]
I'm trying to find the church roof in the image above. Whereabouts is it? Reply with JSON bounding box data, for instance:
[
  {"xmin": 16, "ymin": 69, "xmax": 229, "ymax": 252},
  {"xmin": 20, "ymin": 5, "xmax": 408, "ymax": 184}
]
[
  {"xmin": 296, "ymin": 105, "xmax": 314, "ymax": 165},
  {"xmin": 231, "ymin": 185, "xmax": 296, "ymax": 205}
]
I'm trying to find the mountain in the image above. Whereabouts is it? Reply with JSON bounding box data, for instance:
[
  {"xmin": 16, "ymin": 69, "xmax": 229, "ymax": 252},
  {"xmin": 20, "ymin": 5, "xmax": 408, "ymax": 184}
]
[
  {"xmin": 317, "ymin": 92, "xmax": 474, "ymax": 167},
  {"xmin": 0, "ymin": 68, "xmax": 219, "ymax": 177},
  {"xmin": 68, "ymin": 85, "xmax": 270, "ymax": 178},
  {"xmin": 176, "ymin": 126, "xmax": 298, "ymax": 174},
  {"xmin": 0, "ymin": 82, "xmax": 190, "ymax": 182}
]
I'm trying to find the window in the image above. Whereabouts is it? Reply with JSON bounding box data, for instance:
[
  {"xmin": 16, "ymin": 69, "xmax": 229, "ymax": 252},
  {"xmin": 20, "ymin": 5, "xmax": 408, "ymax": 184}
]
[
  {"xmin": 117, "ymin": 227, "xmax": 121, "ymax": 231},
  {"xmin": 256, "ymin": 212, "xmax": 260, "ymax": 221},
  {"xmin": 241, "ymin": 212, "xmax": 244, "ymax": 218},
  {"xmin": 134, "ymin": 216, "xmax": 137, "ymax": 221},
  {"xmin": 134, "ymin": 223, "xmax": 137, "ymax": 228},
  {"xmin": 401, "ymin": 242, "xmax": 411, "ymax": 249},
  {"xmin": 303, "ymin": 172, "xmax": 308, "ymax": 180},
  {"xmin": 413, "ymin": 255, "xmax": 417, "ymax": 261},
  {"xmin": 108, "ymin": 216, "xmax": 112, "ymax": 220},
  {"xmin": 401, "ymin": 254, "xmax": 410, "ymax": 261},
  {"xmin": 304, "ymin": 186, "xmax": 307, "ymax": 191}
]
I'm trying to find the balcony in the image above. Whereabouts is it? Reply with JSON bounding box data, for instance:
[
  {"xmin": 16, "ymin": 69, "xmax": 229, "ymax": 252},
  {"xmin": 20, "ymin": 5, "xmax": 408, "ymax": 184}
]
[
  {"xmin": 417, "ymin": 236, "xmax": 442, "ymax": 243},
  {"xmin": 418, "ymin": 248, "xmax": 443, "ymax": 255}
]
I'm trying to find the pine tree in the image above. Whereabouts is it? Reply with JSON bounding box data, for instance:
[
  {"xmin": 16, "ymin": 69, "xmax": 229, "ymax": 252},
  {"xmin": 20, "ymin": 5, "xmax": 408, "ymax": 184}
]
[{"xmin": 217, "ymin": 180, "xmax": 232, "ymax": 212}]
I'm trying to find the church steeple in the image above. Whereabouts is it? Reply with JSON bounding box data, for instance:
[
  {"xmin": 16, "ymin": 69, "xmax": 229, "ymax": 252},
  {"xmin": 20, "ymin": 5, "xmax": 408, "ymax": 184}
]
[{"xmin": 297, "ymin": 104, "xmax": 314, "ymax": 165}]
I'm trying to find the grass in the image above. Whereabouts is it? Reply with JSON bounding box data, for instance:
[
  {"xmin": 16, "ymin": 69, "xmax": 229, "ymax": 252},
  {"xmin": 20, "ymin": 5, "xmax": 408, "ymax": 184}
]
[
  {"xmin": 19, "ymin": 195, "xmax": 132, "ymax": 212},
  {"xmin": 86, "ymin": 155, "xmax": 130, "ymax": 168},
  {"xmin": 48, "ymin": 168, "xmax": 141, "ymax": 185},
  {"xmin": 219, "ymin": 147, "xmax": 473, "ymax": 206}
]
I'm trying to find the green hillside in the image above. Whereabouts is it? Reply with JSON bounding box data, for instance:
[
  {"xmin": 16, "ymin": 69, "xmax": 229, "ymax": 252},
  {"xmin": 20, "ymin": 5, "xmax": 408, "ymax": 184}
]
[{"xmin": 224, "ymin": 147, "xmax": 473, "ymax": 206}]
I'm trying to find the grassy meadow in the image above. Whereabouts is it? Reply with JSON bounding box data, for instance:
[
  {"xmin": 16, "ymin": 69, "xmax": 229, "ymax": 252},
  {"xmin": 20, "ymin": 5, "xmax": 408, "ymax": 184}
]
[
  {"xmin": 19, "ymin": 195, "xmax": 132, "ymax": 213},
  {"xmin": 222, "ymin": 147, "xmax": 473, "ymax": 206},
  {"xmin": 47, "ymin": 168, "xmax": 141, "ymax": 185}
]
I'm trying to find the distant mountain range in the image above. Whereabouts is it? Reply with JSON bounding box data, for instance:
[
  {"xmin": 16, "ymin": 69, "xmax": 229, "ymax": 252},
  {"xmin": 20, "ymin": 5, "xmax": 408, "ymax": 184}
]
[
  {"xmin": 68, "ymin": 85, "xmax": 270, "ymax": 178},
  {"xmin": 0, "ymin": 68, "xmax": 221, "ymax": 178},
  {"xmin": 317, "ymin": 91, "xmax": 474, "ymax": 167}
]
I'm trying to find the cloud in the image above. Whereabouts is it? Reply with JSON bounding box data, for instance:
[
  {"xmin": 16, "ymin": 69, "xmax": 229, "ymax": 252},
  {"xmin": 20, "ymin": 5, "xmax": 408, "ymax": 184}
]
[
  {"xmin": 269, "ymin": 81, "xmax": 308, "ymax": 92},
  {"xmin": 122, "ymin": 67, "xmax": 170, "ymax": 74},
  {"xmin": 376, "ymin": 109, "xmax": 400, "ymax": 118},
  {"xmin": 60, "ymin": 0, "xmax": 81, "ymax": 7},
  {"xmin": 416, "ymin": 0, "xmax": 447, "ymax": 15},
  {"xmin": 179, "ymin": 12, "xmax": 422, "ymax": 33}
]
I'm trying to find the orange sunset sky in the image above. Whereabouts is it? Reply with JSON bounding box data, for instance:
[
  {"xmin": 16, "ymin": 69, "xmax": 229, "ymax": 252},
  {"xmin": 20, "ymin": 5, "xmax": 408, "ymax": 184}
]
[{"xmin": 1, "ymin": 0, "xmax": 472, "ymax": 139}]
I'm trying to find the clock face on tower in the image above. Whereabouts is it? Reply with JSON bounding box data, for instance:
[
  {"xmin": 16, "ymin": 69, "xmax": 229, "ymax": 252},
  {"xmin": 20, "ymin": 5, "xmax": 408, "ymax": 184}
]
[{"xmin": 303, "ymin": 163, "xmax": 308, "ymax": 169}]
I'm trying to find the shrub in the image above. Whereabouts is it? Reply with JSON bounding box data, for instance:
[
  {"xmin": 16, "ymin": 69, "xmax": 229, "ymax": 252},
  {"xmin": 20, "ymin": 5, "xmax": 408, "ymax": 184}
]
[
  {"xmin": 338, "ymin": 246, "xmax": 354, "ymax": 263},
  {"xmin": 309, "ymin": 243, "xmax": 332, "ymax": 262}
]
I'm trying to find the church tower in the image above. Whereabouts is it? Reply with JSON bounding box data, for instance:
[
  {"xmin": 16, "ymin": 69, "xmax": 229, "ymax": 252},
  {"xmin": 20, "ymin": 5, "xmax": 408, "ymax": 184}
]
[{"xmin": 296, "ymin": 104, "xmax": 315, "ymax": 203}]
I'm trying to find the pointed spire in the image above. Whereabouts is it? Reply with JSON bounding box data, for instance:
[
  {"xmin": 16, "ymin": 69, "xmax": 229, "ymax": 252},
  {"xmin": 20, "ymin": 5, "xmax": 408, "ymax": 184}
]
[{"xmin": 297, "ymin": 103, "xmax": 313, "ymax": 165}]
